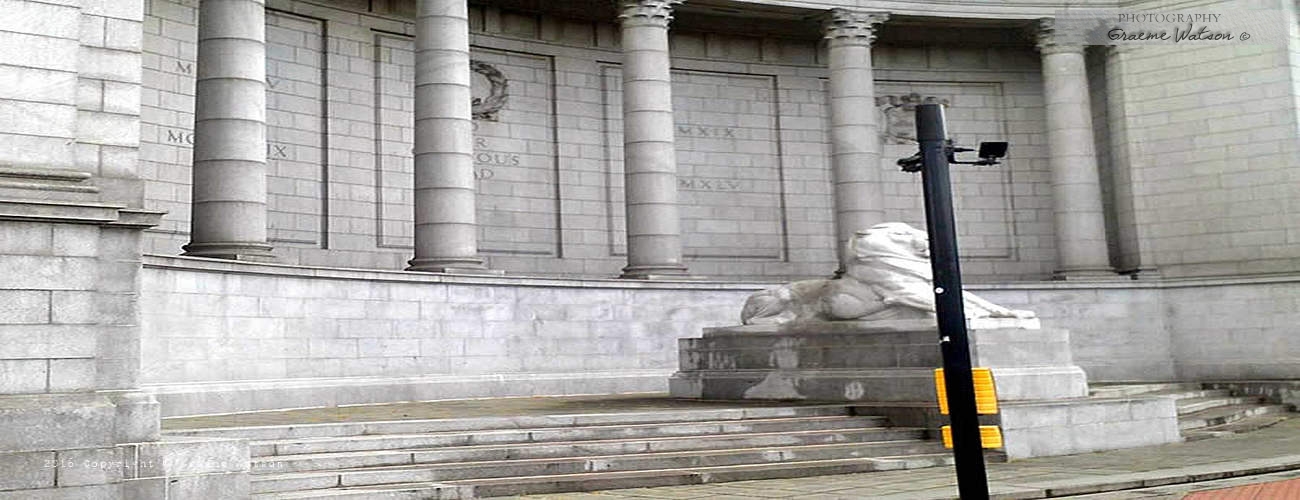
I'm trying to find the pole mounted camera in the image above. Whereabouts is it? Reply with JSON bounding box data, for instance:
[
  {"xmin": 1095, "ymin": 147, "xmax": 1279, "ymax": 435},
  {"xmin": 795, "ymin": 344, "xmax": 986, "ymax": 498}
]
[{"xmin": 897, "ymin": 140, "xmax": 1008, "ymax": 172}]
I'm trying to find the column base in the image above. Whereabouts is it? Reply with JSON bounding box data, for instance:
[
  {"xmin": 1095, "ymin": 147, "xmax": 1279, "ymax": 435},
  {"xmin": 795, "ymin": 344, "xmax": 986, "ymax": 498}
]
[
  {"xmin": 1119, "ymin": 267, "xmax": 1160, "ymax": 280},
  {"xmin": 619, "ymin": 264, "xmax": 701, "ymax": 280},
  {"xmin": 182, "ymin": 241, "xmax": 276, "ymax": 262},
  {"xmin": 406, "ymin": 257, "xmax": 503, "ymax": 275},
  {"xmin": 1052, "ymin": 267, "xmax": 1123, "ymax": 281}
]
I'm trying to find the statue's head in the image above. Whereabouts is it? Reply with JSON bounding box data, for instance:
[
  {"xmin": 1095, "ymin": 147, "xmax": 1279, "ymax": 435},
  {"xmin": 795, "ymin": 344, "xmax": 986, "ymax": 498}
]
[{"xmin": 849, "ymin": 222, "xmax": 930, "ymax": 262}]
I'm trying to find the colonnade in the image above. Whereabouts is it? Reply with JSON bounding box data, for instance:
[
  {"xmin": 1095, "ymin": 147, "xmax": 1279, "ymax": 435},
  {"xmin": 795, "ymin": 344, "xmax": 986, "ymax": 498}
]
[{"xmin": 184, "ymin": 0, "xmax": 1114, "ymax": 279}]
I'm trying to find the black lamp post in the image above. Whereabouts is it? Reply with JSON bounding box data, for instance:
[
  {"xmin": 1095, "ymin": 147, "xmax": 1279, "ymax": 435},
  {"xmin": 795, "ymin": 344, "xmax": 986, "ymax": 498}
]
[{"xmin": 898, "ymin": 103, "xmax": 1007, "ymax": 499}]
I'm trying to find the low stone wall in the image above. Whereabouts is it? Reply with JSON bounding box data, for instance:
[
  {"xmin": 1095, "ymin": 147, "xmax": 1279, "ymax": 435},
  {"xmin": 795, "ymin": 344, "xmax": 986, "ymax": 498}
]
[
  {"xmin": 973, "ymin": 284, "xmax": 1171, "ymax": 382},
  {"xmin": 980, "ymin": 275, "xmax": 1300, "ymax": 382},
  {"xmin": 1164, "ymin": 278, "xmax": 1300, "ymax": 380},
  {"xmin": 998, "ymin": 397, "xmax": 1181, "ymax": 459},
  {"xmin": 140, "ymin": 255, "xmax": 758, "ymax": 415},
  {"xmin": 139, "ymin": 255, "xmax": 1300, "ymax": 416}
]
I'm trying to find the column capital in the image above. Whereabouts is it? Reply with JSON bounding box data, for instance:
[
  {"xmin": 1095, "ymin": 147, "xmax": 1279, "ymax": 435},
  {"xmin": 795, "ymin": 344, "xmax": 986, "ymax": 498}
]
[
  {"xmin": 822, "ymin": 9, "xmax": 889, "ymax": 45},
  {"xmin": 616, "ymin": 0, "xmax": 684, "ymax": 28},
  {"xmin": 1033, "ymin": 17, "xmax": 1085, "ymax": 54}
]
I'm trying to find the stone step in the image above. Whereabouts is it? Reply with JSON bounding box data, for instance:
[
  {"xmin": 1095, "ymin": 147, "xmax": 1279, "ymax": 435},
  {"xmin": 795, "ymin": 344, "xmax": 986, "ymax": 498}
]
[
  {"xmin": 251, "ymin": 454, "xmax": 955, "ymax": 499},
  {"xmin": 252, "ymin": 414, "xmax": 887, "ymax": 457},
  {"xmin": 1176, "ymin": 396, "xmax": 1264, "ymax": 415},
  {"xmin": 1179, "ymin": 404, "xmax": 1293, "ymax": 431},
  {"xmin": 252, "ymin": 483, "xmax": 463, "ymax": 499},
  {"xmin": 167, "ymin": 404, "xmax": 851, "ymax": 441},
  {"xmin": 251, "ymin": 440, "xmax": 946, "ymax": 493},
  {"xmin": 1088, "ymin": 383, "xmax": 1204, "ymax": 398},
  {"xmin": 457, "ymin": 453, "xmax": 955, "ymax": 497},
  {"xmin": 1153, "ymin": 389, "xmax": 1233, "ymax": 401},
  {"xmin": 1183, "ymin": 413, "xmax": 1294, "ymax": 441},
  {"xmin": 254, "ymin": 426, "xmax": 927, "ymax": 473}
]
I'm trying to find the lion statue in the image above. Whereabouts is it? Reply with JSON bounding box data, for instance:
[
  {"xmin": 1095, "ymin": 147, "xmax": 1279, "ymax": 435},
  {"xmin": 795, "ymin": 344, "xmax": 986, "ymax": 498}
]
[{"xmin": 741, "ymin": 222, "xmax": 1035, "ymax": 325}]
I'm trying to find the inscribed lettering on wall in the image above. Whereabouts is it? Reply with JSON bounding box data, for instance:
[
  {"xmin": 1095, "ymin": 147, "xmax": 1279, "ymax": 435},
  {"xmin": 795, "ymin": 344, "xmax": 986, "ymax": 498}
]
[
  {"xmin": 374, "ymin": 37, "xmax": 560, "ymax": 256},
  {"xmin": 603, "ymin": 67, "xmax": 786, "ymax": 260},
  {"xmin": 138, "ymin": 8, "xmax": 326, "ymax": 247}
]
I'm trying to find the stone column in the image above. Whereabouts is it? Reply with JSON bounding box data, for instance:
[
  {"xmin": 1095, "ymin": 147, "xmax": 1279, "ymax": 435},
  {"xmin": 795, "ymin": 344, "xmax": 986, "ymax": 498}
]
[
  {"xmin": 823, "ymin": 9, "xmax": 888, "ymax": 269},
  {"xmin": 183, "ymin": 0, "xmax": 274, "ymax": 261},
  {"xmin": 407, "ymin": 0, "xmax": 491, "ymax": 273},
  {"xmin": 616, "ymin": 0, "xmax": 690, "ymax": 279},
  {"xmin": 1037, "ymin": 19, "xmax": 1115, "ymax": 279}
]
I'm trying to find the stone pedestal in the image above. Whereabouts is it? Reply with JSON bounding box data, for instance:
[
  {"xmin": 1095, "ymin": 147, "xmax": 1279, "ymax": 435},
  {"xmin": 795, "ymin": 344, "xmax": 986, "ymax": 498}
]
[
  {"xmin": 669, "ymin": 318, "xmax": 1085, "ymax": 402},
  {"xmin": 670, "ymin": 318, "xmax": 1180, "ymax": 459}
]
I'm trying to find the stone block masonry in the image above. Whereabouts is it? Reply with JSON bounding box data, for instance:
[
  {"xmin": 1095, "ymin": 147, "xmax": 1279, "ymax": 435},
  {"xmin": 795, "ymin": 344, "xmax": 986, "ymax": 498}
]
[
  {"xmin": 1102, "ymin": 0, "xmax": 1300, "ymax": 277},
  {"xmin": 139, "ymin": 255, "xmax": 757, "ymax": 415},
  {"xmin": 140, "ymin": 256, "xmax": 1300, "ymax": 417},
  {"xmin": 998, "ymin": 397, "xmax": 1180, "ymax": 459}
]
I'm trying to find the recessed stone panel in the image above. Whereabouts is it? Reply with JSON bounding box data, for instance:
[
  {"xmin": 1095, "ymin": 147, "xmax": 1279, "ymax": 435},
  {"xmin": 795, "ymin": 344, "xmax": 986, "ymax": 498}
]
[
  {"xmin": 876, "ymin": 81, "xmax": 1015, "ymax": 259},
  {"xmin": 265, "ymin": 11, "xmax": 325, "ymax": 246},
  {"xmin": 602, "ymin": 67, "xmax": 786, "ymax": 260},
  {"xmin": 139, "ymin": 0, "xmax": 198, "ymax": 244},
  {"xmin": 140, "ymin": 7, "xmax": 326, "ymax": 248},
  {"xmin": 373, "ymin": 33, "xmax": 415, "ymax": 249},
  {"xmin": 373, "ymin": 36, "xmax": 559, "ymax": 256}
]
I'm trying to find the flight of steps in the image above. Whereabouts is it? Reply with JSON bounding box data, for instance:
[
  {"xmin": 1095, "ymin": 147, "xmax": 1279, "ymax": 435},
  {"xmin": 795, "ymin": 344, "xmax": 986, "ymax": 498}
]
[
  {"xmin": 166, "ymin": 405, "xmax": 951, "ymax": 499},
  {"xmin": 1090, "ymin": 383, "xmax": 1295, "ymax": 441}
]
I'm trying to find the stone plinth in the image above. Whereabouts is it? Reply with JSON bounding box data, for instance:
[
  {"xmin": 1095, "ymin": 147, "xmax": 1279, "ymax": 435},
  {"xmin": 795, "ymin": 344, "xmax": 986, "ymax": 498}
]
[
  {"xmin": 669, "ymin": 318, "xmax": 1181, "ymax": 459},
  {"xmin": 669, "ymin": 318, "xmax": 1086, "ymax": 403}
]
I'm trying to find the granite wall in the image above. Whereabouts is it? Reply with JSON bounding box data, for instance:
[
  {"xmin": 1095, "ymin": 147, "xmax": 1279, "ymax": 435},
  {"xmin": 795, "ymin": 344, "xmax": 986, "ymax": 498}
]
[
  {"xmin": 140, "ymin": 257, "xmax": 1298, "ymax": 416},
  {"xmin": 1102, "ymin": 0, "xmax": 1300, "ymax": 278}
]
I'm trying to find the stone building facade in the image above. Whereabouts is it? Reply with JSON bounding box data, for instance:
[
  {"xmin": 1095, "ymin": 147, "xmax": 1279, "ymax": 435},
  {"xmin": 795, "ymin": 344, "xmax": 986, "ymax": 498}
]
[{"xmin": 1, "ymin": 0, "xmax": 1299, "ymax": 497}]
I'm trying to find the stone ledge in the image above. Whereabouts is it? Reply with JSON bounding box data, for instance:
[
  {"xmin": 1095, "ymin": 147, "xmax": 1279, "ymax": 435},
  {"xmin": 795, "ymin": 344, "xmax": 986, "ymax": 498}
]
[
  {"xmin": 0, "ymin": 198, "xmax": 162, "ymax": 228},
  {"xmin": 142, "ymin": 254, "xmax": 1300, "ymax": 291},
  {"xmin": 146, "ymin": 370, "xmax": 675, "ymax": 417},
  {"xmin": 702, "ymin": 318, "xmax": 1043, "ymax": 337},
  {"xmin": 0, "ymin": 166, "xmax": 97, "ymax": 195},
  {"xmin": 143, "ymin": 254, "xmax": 777, "ymax": 290}
]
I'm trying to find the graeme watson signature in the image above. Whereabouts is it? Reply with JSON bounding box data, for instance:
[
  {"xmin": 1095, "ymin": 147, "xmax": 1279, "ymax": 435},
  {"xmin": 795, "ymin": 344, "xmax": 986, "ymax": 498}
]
[{"xmin": 1108, "ymin": 23, "xmax": 1239, "ymax": 42}]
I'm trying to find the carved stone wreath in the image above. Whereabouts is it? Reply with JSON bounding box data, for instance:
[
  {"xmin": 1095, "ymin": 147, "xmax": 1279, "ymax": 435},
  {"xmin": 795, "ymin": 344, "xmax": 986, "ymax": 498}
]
[
  {"xmin": 471, "ymin": 60, "xmax": 508, "ymax": 121},
  {"xmin": 875, "ymin": 93, "xmax": 951, "ymax": 144}
]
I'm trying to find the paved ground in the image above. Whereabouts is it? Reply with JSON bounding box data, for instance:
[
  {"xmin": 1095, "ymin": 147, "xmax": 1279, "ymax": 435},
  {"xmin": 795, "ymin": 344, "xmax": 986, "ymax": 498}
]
[
  {"xmin": 1068, "ymin": 470, "xmax": 1300, "ymax": 499},
  {"xmin": 1178, "ymin": 475, "xmax": 1300, "ymax": 499},
  {"xmin": 497, "ymin": 418, "xmax": 1300, "ymax": 500}
]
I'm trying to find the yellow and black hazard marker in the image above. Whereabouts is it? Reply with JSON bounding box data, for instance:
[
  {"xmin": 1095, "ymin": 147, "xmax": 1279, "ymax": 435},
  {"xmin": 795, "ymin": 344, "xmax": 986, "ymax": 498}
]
[{"xmin": 935, "ymin": 367, "xmax": 1003, "ymax": 449}]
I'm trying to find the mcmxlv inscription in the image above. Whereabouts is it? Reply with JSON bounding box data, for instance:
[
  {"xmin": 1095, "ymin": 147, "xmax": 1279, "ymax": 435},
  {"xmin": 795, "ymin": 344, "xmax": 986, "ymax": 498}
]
[{"xmin": 678, "ymin": 177, "xmax": 747, "ymax": 192}]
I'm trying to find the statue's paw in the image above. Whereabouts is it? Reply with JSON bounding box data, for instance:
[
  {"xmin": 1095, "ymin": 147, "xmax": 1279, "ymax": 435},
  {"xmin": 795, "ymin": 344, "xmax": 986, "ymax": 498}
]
[{"xmin": 1013, "ymin": 309, "xmax": 1037, "ymax": 319}]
